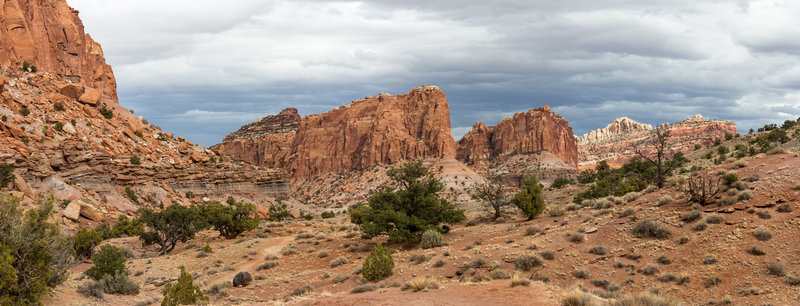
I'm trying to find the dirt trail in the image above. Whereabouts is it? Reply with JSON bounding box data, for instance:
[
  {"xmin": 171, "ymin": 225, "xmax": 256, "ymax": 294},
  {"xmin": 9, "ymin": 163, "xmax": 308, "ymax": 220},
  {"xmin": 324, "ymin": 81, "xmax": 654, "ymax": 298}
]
[{"xmin": 206, "ymin": 235, "xmax": 292, "ymax": 287}]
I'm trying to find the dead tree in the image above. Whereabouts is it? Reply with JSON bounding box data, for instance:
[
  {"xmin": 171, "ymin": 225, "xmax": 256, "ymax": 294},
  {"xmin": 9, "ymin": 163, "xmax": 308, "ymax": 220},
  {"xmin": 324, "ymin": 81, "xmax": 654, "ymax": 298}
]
[
  {"xmin": 473, "ymin": 177, "xmax": 511, "ymax": 220},
  {"xmin": 631, "ymin": 124, "xmax": 675, "ymax": 188},
  {"xmin": 678, "ymin": 172, "xmax": 722, "ymax": 206}
]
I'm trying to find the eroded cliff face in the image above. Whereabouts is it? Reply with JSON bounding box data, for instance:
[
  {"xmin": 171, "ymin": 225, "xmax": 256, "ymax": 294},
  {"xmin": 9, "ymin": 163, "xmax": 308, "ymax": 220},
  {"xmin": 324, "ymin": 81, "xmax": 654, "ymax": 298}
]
[
  {"xmin": 578, "ymin": 114, "xmax": 738, "ymax": 169},
  {"xmin": 0, "ymin": 0, "xmax": 289, "ymax": 225},
  {"xmin": 0, "ymin": 0, "xmax": 117, "ymax": 99},
  {"xmin": 213, "ymin": 85, "xmax": 458, "ymax": 178},
  {"xmin": 457, "ymin": 106, "xmax": 579, "ymax": 168}
]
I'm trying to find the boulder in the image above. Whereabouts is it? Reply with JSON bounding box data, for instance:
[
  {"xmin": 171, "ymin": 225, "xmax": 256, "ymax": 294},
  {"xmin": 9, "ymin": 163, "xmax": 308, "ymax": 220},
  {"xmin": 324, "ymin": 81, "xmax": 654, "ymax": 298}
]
[
  {"xmin": 42, "ymin": 177, "xmax": 82, "ymax": 201},
  {"xmin": 77, "ymin": 201, "xmax": 105, "ymax": 221},
  {"xmin": 59, "ymin": 84, "xmax": 85, "ymax": 100},
  {"xmin": 232, "ymin": 272, "xmax": 252, "ymax": 287},
  {"xmin": 78, "ymin": 88, "xmax": 101, "ymax": 106},
  {"xmin": 63, "ymin": 202, "xmax": 80, "ymax": 221},
  {"xmin": 62, "ymin": 122, "xmax": 76, "ymax": 135}
]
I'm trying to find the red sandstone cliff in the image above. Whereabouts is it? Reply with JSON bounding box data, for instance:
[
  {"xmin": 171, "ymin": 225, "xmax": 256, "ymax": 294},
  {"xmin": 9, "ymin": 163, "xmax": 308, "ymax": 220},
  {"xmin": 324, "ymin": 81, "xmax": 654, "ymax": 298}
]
[
  {"xmin": 457, "ymin": 106, "xmax": 579, "ymax": 168},
  {"xmin": 578, "ymin": 114, "xmax": 738, "ymax": 169},
  {"xmin": 0, "ymin": 0, "xmax": 117, "ymax": 100},
  {"xmin": 213, "ymin": 85, "xmax": 457, "ymax": 178}
]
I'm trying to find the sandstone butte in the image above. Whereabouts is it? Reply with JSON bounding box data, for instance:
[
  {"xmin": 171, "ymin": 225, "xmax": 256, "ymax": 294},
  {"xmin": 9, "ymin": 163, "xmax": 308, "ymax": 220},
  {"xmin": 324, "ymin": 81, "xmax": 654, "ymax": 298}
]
[
  {"xmin": 577, "ymin": 114, "xmax": 738, "ymax": 169},
  {"xmin": 457, "ymin": 105, "xmax": 579, "ymax": 169},
  {"xmin": 0, "ymin": 0, "xmax": 288, "ymax": 223},
  {"xmin": 213, "ymin": 85, "xmax": 458, "ymax": 178}
]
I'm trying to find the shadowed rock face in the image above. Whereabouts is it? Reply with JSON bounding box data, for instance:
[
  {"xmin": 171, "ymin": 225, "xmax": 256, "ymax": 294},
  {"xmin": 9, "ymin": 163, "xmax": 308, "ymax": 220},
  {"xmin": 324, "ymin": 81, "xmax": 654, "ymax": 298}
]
[
  {"xmin": 0, "ymin": 0, "xmax": 117, "ymax": 99},
  {"xmin": 578, "ymin": 114, "xmax": 738, "ymax": 169},
  {"xmin": 213, "ymin": 85, "xmax": 458, "ymax": 178},
  {"xmin": 457, "ymin": 105, "xmax": 579, "ymax": 168}
]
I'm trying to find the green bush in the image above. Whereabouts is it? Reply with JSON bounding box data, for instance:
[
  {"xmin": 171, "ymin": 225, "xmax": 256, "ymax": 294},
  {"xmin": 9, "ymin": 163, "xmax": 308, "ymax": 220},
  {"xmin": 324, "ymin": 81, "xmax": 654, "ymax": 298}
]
[
  {"xmin": 139, "ymin": 205, "xmax": 206, "ymax": 254},
  {"xmin": 21, "ymin": 61, "xmax": 37, "ymax": 73},
  {"xmin": 112, "ymin": 215, "xmax": 144, "ymax": 238},
  {"xmin": 74, "ymin": 227, "xmax": 102, "ymax": 259},
  {"xmin": 362, "ymin": 244, "xmax": 394, "ymax": 282},
  {"xmin": 0, "ymin": 164, "xmax": 15, "ymax": 189},
  {"xmin": 723, "ymin": 173, "xmax": 738, "ymax": 186},
  {"xmin": 320, "ymin": 211, "xmax": 335, "ymax": 219},
  {"xmin": 199, "ymin": 198, "xmax": 259, "ymax": 239},
  {"xmin": 420, "ymin": 229, "xmax": 444, "ymax": 249},
  {"xmin": 161, "ymin": 266, "xmax": 208, "ymax": 306},
  {"xmin": 53, "ymin": 102, "xmax": 65, "ymax": 111},
  {"xmin": 352, "ymin": 161, "xmax": 464, "ymax": 243},
  {"xmin": 512, "ymin": 176, "xmax": 546, "ymax": 220},
  {"xmin": 99, "ymin": 104, "xmax": 113, "ymax": 119},
  {"xmin": 267, "ymin": 200, "xmax": 291, "ymax": 221},
  {"xmin": 125, "ymin": 187, "xmax": 139, "ymax": 205},
  {"xmin": 18, "ymin": 107, "xmax": 30, "ymax": 117},
  {"xmin": 53, "ymin": 122, "xmax": 64, "ymax": 132},
  {"xmin": 0, "ymin": 194, "xmax": 74, "ymax": 305},
  {"xmin": 632, "ymin": 220, "xmax": 671, "ymax": 239},
  {"xmin": 551, "ymin": 177, "xmax": 575, "ymax": 189},
  {"xmin": 85, "ymin": 245, "xmax": 128, "ymax": 281},
  {"xmin": 129, "ymin": 156, "xmax": 141, "ymax": 165}
]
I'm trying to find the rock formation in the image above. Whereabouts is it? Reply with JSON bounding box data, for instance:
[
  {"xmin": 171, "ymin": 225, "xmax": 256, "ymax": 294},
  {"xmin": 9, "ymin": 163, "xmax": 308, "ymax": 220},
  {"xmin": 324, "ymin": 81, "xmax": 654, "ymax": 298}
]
[
  {"xmin": 578, "ymin": 114, "xmax": 738, "ymax": 169},
  {"xmin": 0, "ymin": 0, "xmax": 289, "ymax": 225},
  {"xmin": 213, "ymin": 85, "xmax": 457, "ymax": 178},
  {"xmin": 0, "ymin": 0, "xmax": 117, "ymax": 99},
  {"xmin": 457, "ymin": 106, "xmax": 578, "ymax": 168}
]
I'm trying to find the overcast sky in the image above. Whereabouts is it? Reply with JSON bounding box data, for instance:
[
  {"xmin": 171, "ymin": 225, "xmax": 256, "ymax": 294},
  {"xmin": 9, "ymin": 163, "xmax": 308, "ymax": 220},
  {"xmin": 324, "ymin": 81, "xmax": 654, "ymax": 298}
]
[{"xmin": 70, "ymin": 0, "xmax": 800, "ymax": 146}]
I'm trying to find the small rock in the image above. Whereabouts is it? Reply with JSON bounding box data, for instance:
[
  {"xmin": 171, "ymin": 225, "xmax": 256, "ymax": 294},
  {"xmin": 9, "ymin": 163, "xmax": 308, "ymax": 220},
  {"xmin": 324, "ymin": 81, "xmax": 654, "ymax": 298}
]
[{"xmin": 233, "ymin": 271, "xmax": 252, "ymax": 287}]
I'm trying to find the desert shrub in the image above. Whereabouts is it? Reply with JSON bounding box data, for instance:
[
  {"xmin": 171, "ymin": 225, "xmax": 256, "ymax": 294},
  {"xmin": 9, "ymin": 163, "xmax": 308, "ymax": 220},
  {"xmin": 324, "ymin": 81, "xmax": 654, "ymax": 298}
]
[
  {"xmin": 766, "ymin": 147, "xmax": 788, "ymax": 155},
  {"xmin": 351, "ymin": 162, "xmax": 464, "ymax": 243},
  {"xmin": 717, "ymin": 196, "xmax": 737, "ymax": 206},
  {"xmin": 677, "ymin": 237, "xmax": 689, "ymax": 244},
  {"xmin": 433, "ymin": 259, "xmax": 446, "ymax": 267},
  {"xmin": 611, "ymin": 292, "xmax": 681, "ymax": 306},
  {"xmin": 588, "ymin": 246, "xmax": 607, "ymax": 256},
  {"xmin": 129, "ymin": 156, "xmax": 141, "ymax": 165},
  {"xmin": 632, "ymin": 220, "xmax": 671, "ymax": 239},
  {"xmin": 510, "ymin": 273, "xmax": 530, "ymax": 287},
  {"xmin": 99, "ymin": 104, "xmax": 113, "ymax": 119},
  {"xmin": 112, "ymin": 215, "xmax": 145, "ymax": 238},
  {"xmin": 767, "ymin": 262, "xmax": 786, "ymax": 276},
  {"xmin": 738, "ymin": 190, "xmax": 753, "ymax": 201},
  {"xmin": 513, "ymin": 176, "xmax": 547, "ymax": 220},
  {"xmin": 74, "ymin": 227, "xmax": 102, "ymax": 259},
  {"xmin": 514, "ymin": 254, "xmax": 542, "ymax": 271},
  {"xmin": 618, "ymin": 208, "xmax": 636, "ymax": 218},
  {"xmin": 658, "ymin": 273, "xmax": 676, "ymax": 282},
  {"xmin": 0, "ymin": 195, "xmax": 73, "ymax": 304},
  {"xmin": 351, "ymin": 283, "xmax": 378, "ymax": 294},
  {"xmin": 321, "ymin": 211, "xmax": 336, "ymax": 219},
  {"xmin": 420, "ymin": 229, "xmax": 444, "ymax": 249},
  {"xmin": 94, "ymin": 272, "xmax": 139, "ymax": 295},
  {"xmin": 747, "ymin": 246, "xmax": 765, "ymax": 256},
  {"xmin": 199, "ymin": 198, "xmax": 259, "ymax": 239},
  {"xmin": 552, "ymin": 177, "xmax": 576, "ymax": 189},
  {"xmin": 657, "ymin": 195, "xmax": 673, "ymax": 206},
  {"xmin": 777, "ymin": 203, "xmax": 792, "ymax": 213},
  {"xmin": 330, "ymin": 256, "xmax": 348, "ymax": 268},
  {"xmin": 561, "ymin": 289, "xmax": 592, "ymax": 306},
  {"xmin": 731, "ymin": 180, "xmax": 748, "ymax": 190},
  {"xmin": 679, "ymin": 173, "xmax": 722, "ymax": 205},
  {"xmin": 77, "ymin": 280, "xmax": 104, "ymax": 298},
  {"xmin": 704, "ymin": 275, "xmax": 722, "ymax": 288},
  {"xmin": 657, "ymin": 255, "xmax": 671, "ymax": 265},
  {"xmin": 161, "ymin": 266, "xmax": 208, "ymax": 306},
  {"xmin": 267, "ymin": 200, "xmax": 291, "ymax": 221},
  {"xmin": 402, "ymin": 277, "xmax": 439, "ymax": 292},
  {"xmin": 138, "ymin": 205, "xmax": 206, "ymax": 255},
  {"xmin": 549, "ymin": 206, "xmax": 565, "ymax": 217},
  {"xmin": 467, "ymin": 258, "xmax": 486, "ymax": 268},
  {"xmin": 257, "ymin": 261, "xmax": 278, "ymax": 270},
  {"xmin": 409, "ymin": 253, "xmax": 428, "ymax": 265},
  {"xmin": 289, "ymin": 285, "xmax": 313, "ymax": 297},
  {"xmin": 362, "ymin": 244, "xmax": 393, "ymax": 282},
  {"xmin": 490, "ymin": 269, "xmax": 511, "ymax": 280},
  {"xmin": 722, "ymin": 173, "xmax": 739, "ymax": 186},
  {"xmin": 622, "ymin": 192, "xmax": 641, "ymax": 203},
  {"xmin": 786, "ymin": 275, "xmax": 800, "ymax": 286},
  {"xmin": 19, "ymin": 107, "xmax": 30, "ymax": 117},
  {"xmin": 677, "ymin": 275, "xmax": 691, "ymax": 285},
  {"xmin": 86, "ymin": 245, "xmax": 128, "ymax": 281},
  {"xmin": 525, "ymin": 226, "xmax": 542, "ymax": 236},
  {"xmin": 703, "ymin": 256, "xmax": 718, "ymax": 264},
  {"xmin": 753, "ymin": 228, "xmax": 772, "ymax": 241},
  {"xmin": 332, "ymin": 274, "xmax": 350, "ymax": 283},
  {"xmin": 566, "ymin": 232, "xmax": 585, "ymax": 243},
  {"xmin": 0, "ymin": 164, "xmax": 15, "ymax": 189},
  {"xmin": 732, "ymin": 160, "xmax": 747, "ymax": 169},
  {"xmin": 681, "ymin": 210, "xmax": 702, "ymax": 222},
  {"xmin": 540, "ymin": 250, "xmax": 555, "ymax": 260},
  {"xmin": 756, "ymin": 209, "xmax": 771, "ymax": 219},
  {"xmin": 641, "ymin": 264, "xmax": 658, "ymax": 275},
  {"xmin": 318, "ymin": 251, "xmax": 329, "ymax": 258},
  {"xmin": 705, "ymin": 215, "xmax": 723, "ymax": 224},
  {"xmin": 573, "ymin": 268, "xmax": 590, "ymax": 279},
  {"xmin": 692, "ymin": 222, "xmax": 708, "ymax": 231}
]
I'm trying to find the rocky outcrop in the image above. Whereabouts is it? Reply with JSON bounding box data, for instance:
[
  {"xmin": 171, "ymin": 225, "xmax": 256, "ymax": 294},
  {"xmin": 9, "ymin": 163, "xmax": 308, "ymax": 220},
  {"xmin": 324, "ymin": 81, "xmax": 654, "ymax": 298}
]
[
  {"xmin": 214, "ymin": 85, "xmax": 458, "ymax": 178},
  {"xmin": 578, "ymin": 114, "xmax": 738, "ymax": 169},
  {"xmin": 0, "ymin": 0, "xmax": 117, "ymax": 100},
  {"xmin": 457, "ymin": 106, "xmax": 578, "ymax": 168},
  {"xmin": 576, "ymin": 117, "xmax": 652, "ymax": 144}
]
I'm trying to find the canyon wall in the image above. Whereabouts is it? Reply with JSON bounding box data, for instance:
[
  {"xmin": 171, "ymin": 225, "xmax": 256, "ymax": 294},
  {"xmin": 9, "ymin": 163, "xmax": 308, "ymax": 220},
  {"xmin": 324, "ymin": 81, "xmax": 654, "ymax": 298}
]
[{"xmin": 213, "ymin": 85, "xmax": 458, "ymax": 178}]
